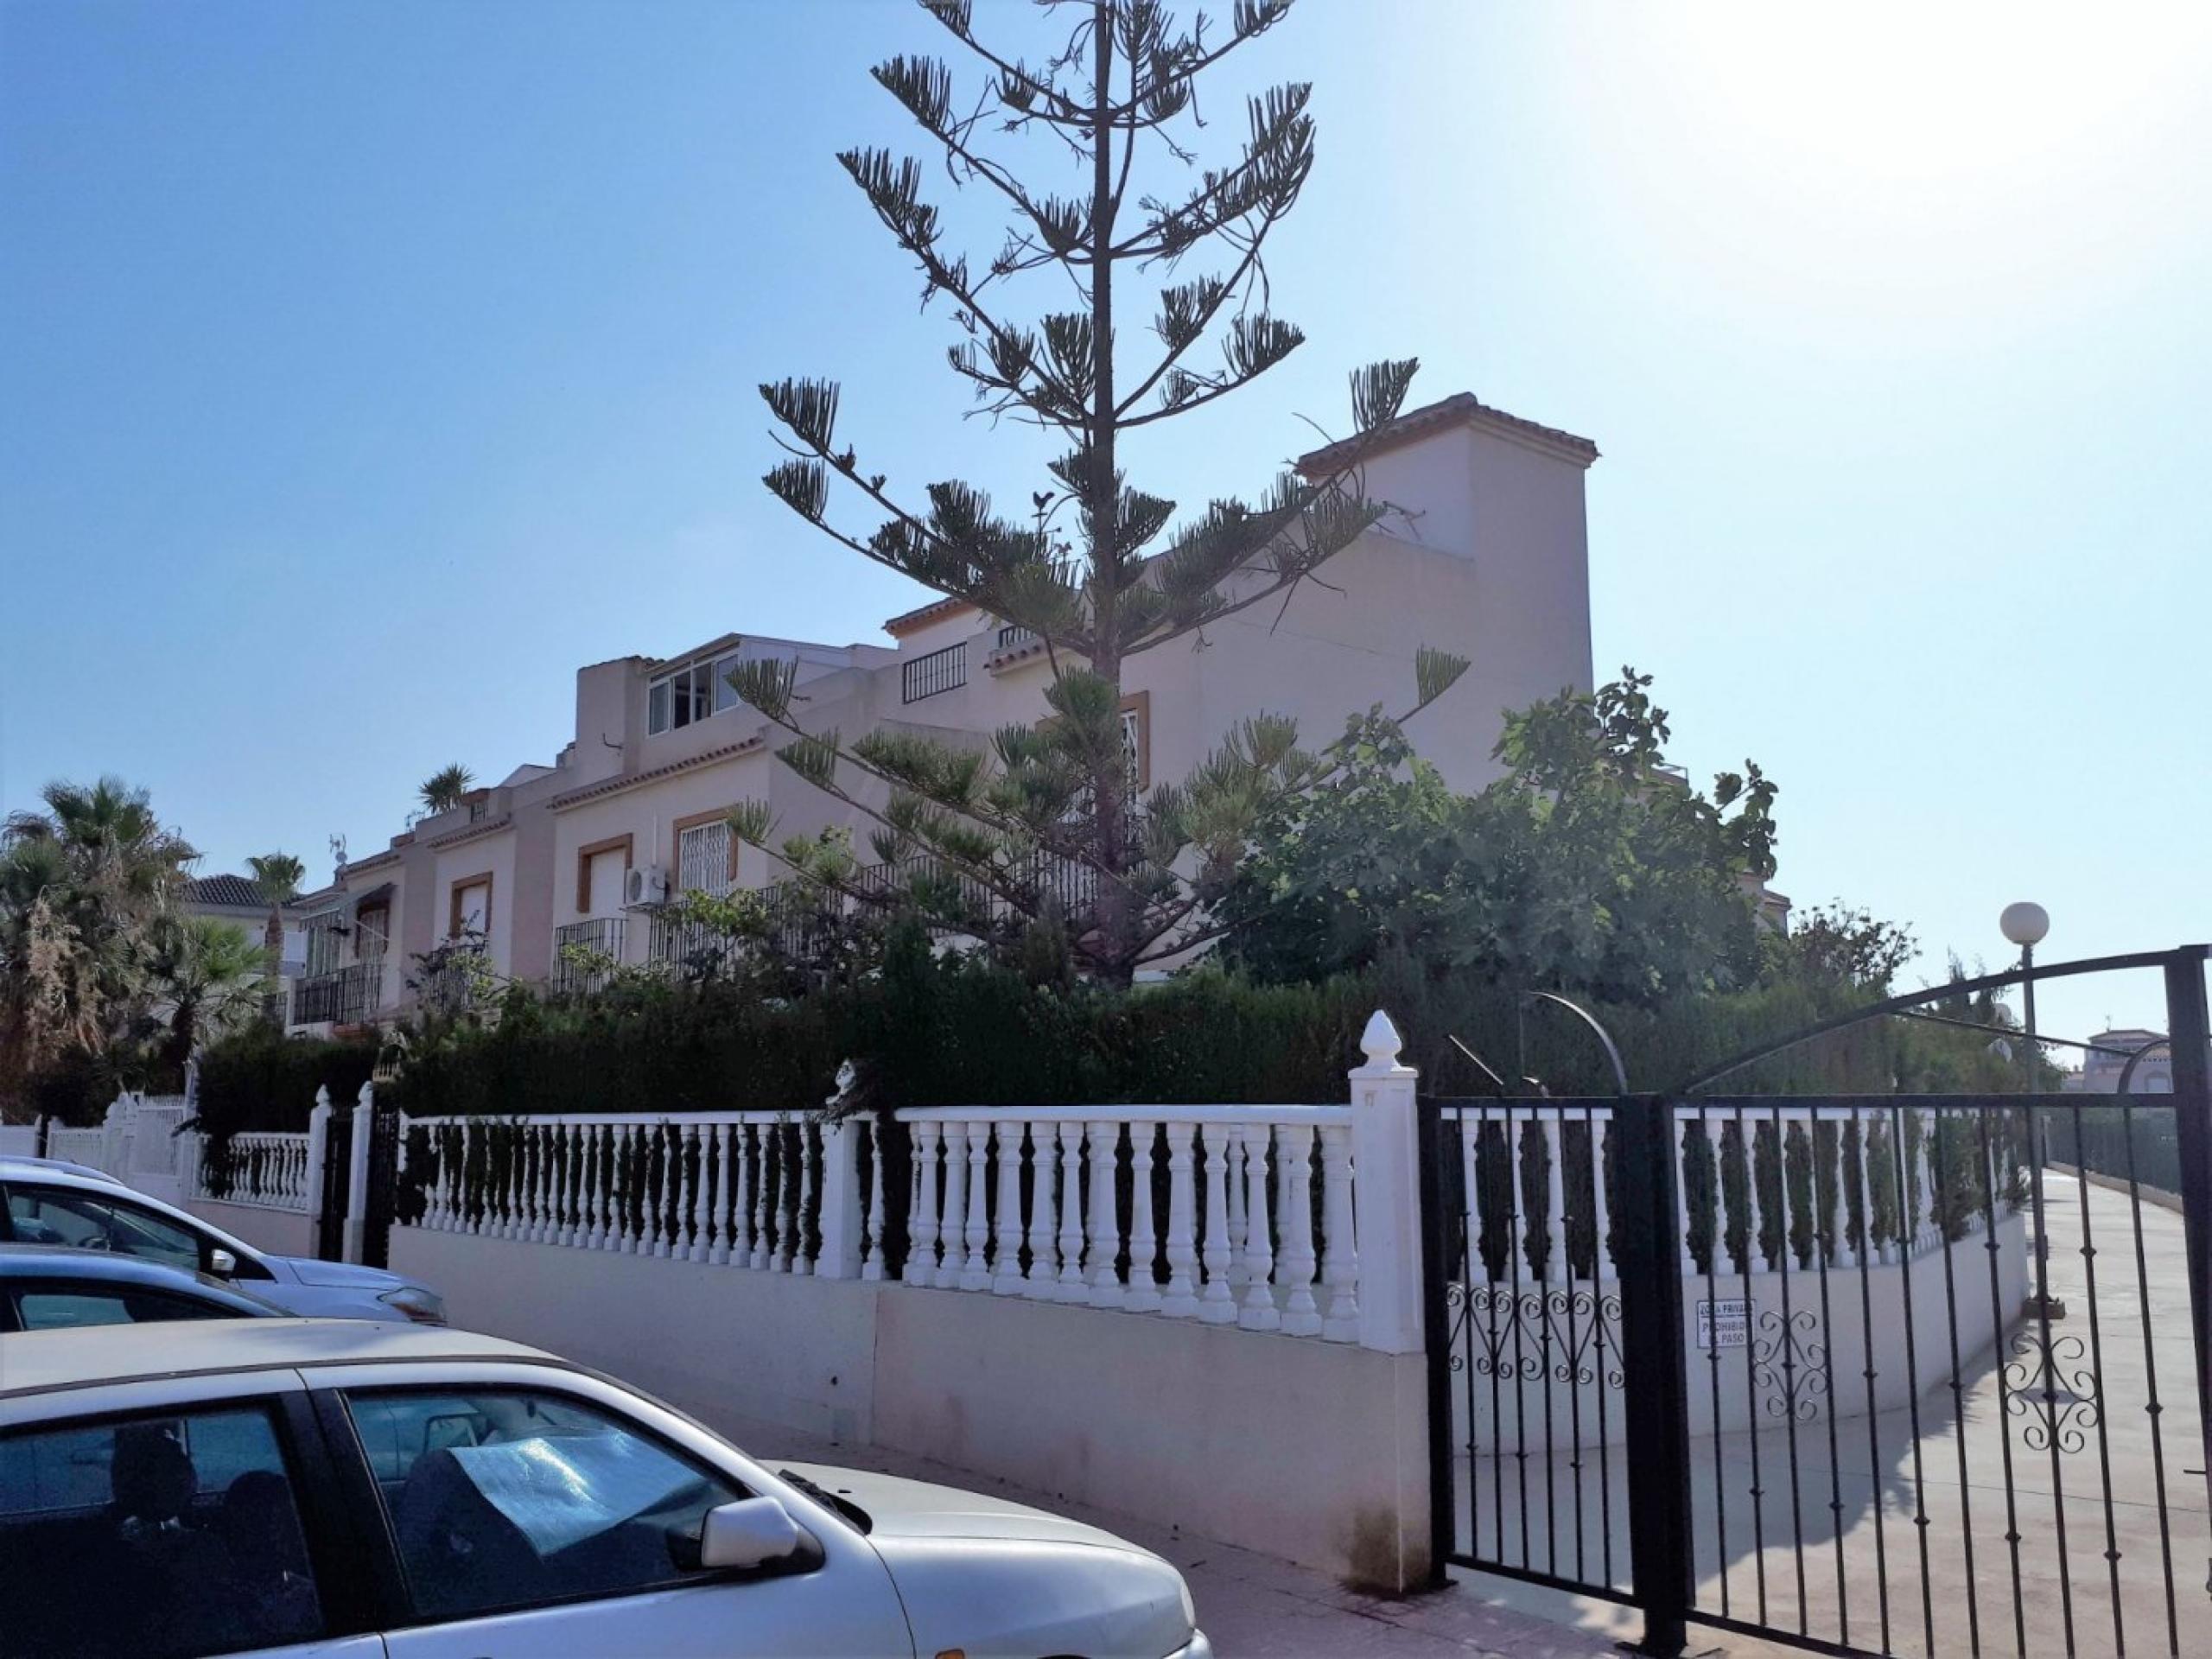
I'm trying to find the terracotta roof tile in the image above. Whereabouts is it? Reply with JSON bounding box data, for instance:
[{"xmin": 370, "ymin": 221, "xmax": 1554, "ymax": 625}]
[
  {"xmin": 882, "ymin": 594, "xmax": 975, "ymax": 637},
  {"xmin": 1297, "ymin": 391, "xmax": 1598, "ymax": 474},
  {"xmin": 545, "ymin": 734, "xmax": 768, "ymax": 810},
  {"xmin": 185, "ymin": 874, "xmax": 264, "ymax": 908}
]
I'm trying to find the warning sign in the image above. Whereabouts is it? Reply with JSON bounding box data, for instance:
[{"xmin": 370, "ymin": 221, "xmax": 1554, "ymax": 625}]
[{"xmin": 1696, "ymin": 1298, "xmax": 1754, "ymax": 1351}]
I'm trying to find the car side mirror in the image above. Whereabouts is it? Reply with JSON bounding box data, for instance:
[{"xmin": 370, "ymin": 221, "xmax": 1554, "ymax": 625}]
[
  {"xmin": 208, "ymin": 1247, "xmax": 238, "ymax": 1277},
  {"xmin": 697, "ymin": 1497, "xmax": 804, "ymax": 1570}
]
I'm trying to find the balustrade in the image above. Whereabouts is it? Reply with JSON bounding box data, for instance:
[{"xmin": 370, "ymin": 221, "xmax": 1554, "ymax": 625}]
[
  {"xmin": 1436, "ymin": 1101, "xmax": 2017, "ymax": 1289},
  {"xmin": 197, "ymin": 1131, "xmax": 313, "ymax": 1211},
  {"xmin": 893, "ymin": 1104, "xmax": 1361, "ymax": 1343},
  {"xmin": 398, "ymin": 1113, "xmax": 879, "ymax": 1279}
]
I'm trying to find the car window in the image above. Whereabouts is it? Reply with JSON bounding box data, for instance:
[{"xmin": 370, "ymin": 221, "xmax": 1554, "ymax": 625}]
[
  {"xmin": 10, "ymin": 1286, "xmax": 244, "ymax": 1332},
  {"xmin": 345, "ymin": 1388, "xmax": 743, "ymax": 1621},
  {"xmin": 5, "ymin": 1186, "xmax": 204, "ymax": 1272},
  {"xmin": 0, "ymin": 1403, "xmax": 324, "ymax": 1658}
]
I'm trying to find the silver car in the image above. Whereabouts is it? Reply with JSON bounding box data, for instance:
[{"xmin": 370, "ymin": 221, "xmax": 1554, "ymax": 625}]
[{"xmin": 0, "ymin": 1157, "xmax": 445, "ymax": 1325}]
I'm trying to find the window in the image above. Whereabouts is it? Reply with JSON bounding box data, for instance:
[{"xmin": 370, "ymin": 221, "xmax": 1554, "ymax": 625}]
[
  {"xmin": 575, "ymin": 835, "xmax": 633, "ymax": 914},
  {"xmin": 1120, "ymin": 700, "xmax": 1147, "ymax": 790},
  {"xmin": 900, "ymin": 641, "xmax": 966, "ymax": 702},
  {"xmin": 343, "ymin": 1389, "xmax": 742, "ymax": 1622},
  {"xmin": 0, "ymin": 1405, "xmax": 324, "ymax": 1657},
  {"xmin": 302, "ymin": 911, "xmax": 345, "ymax": 977},
  {"xmin": 6, "ymin": 1187, "xmax": 205, "ymax": 1273},
  {"xmin": 647, "ymin": 652, "xmax": 745, "ymax": 735},
  {"xmin": 448, "ymin": 876, "xmax": 493, "ymax": 940},
  {"xmin": 9, "ymin": 1286, "xmax": 240, "ymax": 1332},
  {"xmin": 355, "ymin": 903, "xmax": 390, "ymax": 961},
  {"xmin": 675, "ymin": 816, "xmax": 734, "ymax": 896}
]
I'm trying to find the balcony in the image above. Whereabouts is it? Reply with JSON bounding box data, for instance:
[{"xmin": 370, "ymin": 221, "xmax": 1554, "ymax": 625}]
[
  {"xmin": 647, "ymin": 907, "xmax": 747, "ymax": 980},
  {"xmin": 291, "ymin": 959, "xmax": 383, "ymax": 1027},
  {"xmin": 900, "ymin": 640, "xmax": 966, "ymax": 703},
  {"xmin": 553, "ymin": 916, "xmax": 626, "ymax": 994}
]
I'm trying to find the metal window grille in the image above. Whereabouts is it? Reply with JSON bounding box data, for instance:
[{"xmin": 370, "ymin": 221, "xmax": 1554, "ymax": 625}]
[
  {"xmin": 677, "ymin": 821, "xmax": 733, "ymax": 895},
  {"xmin": 901, "ymin": 641, "xmax": 967, "ymax": 702}
]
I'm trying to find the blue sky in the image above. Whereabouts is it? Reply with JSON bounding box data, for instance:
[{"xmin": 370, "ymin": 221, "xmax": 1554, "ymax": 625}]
[{"xmin": 3, "ymin": 1, "xmax": 2207, "ymax": 1045}]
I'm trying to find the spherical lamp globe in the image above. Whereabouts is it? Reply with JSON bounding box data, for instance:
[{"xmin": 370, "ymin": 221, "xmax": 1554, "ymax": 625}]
[{"xmin": 1999, "ymin": 901, "xmax": 2050, "ymax": 949}]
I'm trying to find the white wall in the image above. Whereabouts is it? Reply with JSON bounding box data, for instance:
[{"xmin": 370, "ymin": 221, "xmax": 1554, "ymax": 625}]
[
  {"xmin": 1446, "ymin": 1213, "xmax": 2031, "ymax": 1452},
  {"xmin": 874, "ymin": 1283, "xmax": 1432, "ymax": 1591},
  {"xmin": 389, "ymin": 1226, "xmax": 1433, "ymax": 1589},
  {"xmin": 186, "ymin": 1199, "xmax": 316, "ymax": 1261}
]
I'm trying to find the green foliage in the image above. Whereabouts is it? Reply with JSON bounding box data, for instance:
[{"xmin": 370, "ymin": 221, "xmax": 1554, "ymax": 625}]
[
  {"xmin": 1682, "ymin": 1120, "xmax": 1717, "ymax": 1276},
  {"xmin": 417, "ymin": 766, "xmax": 474, "ymax": 816},
  {"xmin": 1719, "ymin": 1118, "xmax": 1751, "ymax": 1274},
  {"xmin": 195, "ymin": 1024, "xmax": 380, "ymax": 1137},
  {"xmin": 1753, "ymin": 1121, "xmax": 1783, "ymax": 1268},
  {"xmin": 2, "ymin": 776, "xmax": 200, "ymax": 1105},
  {"xmin": 1784, "ymin": 1121, "xmax": 1814, "ymax": 1268},
  {"xmin": 737, "ymin": 1, "xmax": 1468, "ymax": 981},
  {"xmin": 1223, "ymin": 673, "xmax": 1777, "ymax": 1007}
]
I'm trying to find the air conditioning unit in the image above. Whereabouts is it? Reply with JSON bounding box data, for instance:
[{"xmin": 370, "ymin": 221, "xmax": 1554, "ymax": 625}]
[{"xmin": 623, "ymin": 865, "xmax": 671, "ymax": 909}]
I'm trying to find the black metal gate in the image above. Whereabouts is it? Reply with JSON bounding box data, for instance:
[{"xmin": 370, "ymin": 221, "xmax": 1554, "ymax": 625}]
[
  {"xmin": 1423, "ymin": 947, "xmax": 2212, "ymax": 1659},
  {"xmin": 315, "ymin": 1109, "xmax": 352, "ymax": 1262},
  {"xmin": 361, "ymin": 1103, "xmax": 399, "ymax": 1269}
]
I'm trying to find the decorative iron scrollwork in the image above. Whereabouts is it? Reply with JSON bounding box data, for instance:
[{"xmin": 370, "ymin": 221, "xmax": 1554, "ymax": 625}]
[
  {"xmin": 2004, "ymin": 1328, "xmax": 2101, "ymax": 1452},
  {"xmin": 1752, "ymin": 1306, "xmax": 1829, "ymax": 1421},
  {"xmin": 1446, "ymin": 1282, "xmax": 1624, "ymax": 1389}
]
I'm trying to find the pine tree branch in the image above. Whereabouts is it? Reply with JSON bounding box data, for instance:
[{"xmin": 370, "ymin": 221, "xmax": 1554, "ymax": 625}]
[{"xmin": 1113, "ymin": 238, "xmax": 1267, "ymax": 419}]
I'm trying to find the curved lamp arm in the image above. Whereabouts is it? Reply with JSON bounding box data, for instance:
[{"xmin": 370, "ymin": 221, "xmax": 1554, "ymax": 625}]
[{"xmin": 1521, "ymin": 990, "xmax": 1630, "ymax": 1096}]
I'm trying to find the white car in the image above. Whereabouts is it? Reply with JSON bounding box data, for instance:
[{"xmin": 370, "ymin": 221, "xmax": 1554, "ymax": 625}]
[
  {"xmin": 0, "ymin": 1157, "xmax": 445, "ymax": 1325},
  {"xmin": 0, "ymin": 1319, "xmax": 1210, "ymax": 1659}
]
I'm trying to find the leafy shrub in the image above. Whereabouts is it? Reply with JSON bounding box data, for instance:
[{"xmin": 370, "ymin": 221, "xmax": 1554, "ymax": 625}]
[{"xmin": 195, "ymin": 1026, "xmax": 379, "ymax": 1136}]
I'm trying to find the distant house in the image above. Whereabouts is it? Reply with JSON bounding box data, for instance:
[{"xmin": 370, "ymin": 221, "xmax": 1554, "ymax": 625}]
[
  {"xmin": 181, "ymin": 874, "xmax": 270, "ymax": 938},
  {"xmin": 2064, "ymin": 1027, "xmax": 2173, "ymax": 1093},
  {"xmin": 282, "ymin": 391, "xmax": 1603, "ymax": 1033}
]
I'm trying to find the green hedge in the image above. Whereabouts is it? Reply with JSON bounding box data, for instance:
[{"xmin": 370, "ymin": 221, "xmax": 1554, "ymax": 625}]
[
  {"xmin": 231, "ymin": 929, "xmax": 2032, "ymax": 1129},
  {"xmin": 195, "ymin": 1027, "xmax": 381, "ymax": 1137}
]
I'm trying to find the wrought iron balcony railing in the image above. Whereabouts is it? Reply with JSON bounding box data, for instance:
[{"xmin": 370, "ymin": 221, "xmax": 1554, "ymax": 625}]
[
  {"xmin": 291, "ymin": 959, "xmax": 383, "ymax": 1027},
  {"xmin": 554, "ymin": 917, "xmax": 626, "ymax": 994}
]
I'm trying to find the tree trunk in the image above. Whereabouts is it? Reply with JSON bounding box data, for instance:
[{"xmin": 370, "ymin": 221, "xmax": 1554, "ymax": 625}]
[
  {"xmin": 264, "ymin": 907, "xmax": 283, "ymax": 1014},
  {"xmin": 1085, "ymin": 1, "xmax": 1133, "ymax": 988}
]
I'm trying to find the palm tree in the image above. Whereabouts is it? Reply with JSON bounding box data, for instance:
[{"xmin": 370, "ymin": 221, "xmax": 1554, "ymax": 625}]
[
  {"xmin": 418, "ymin": 764, "xmax": 474, "ymax": 817},
  {"xmin": 0, "ymin": 777, "xmax": 197, "ymax": 1094},
  {"xmin": 245, "ymin": 850, "xmax": 306, "ymax": 1010},
  {"xmin": 143, "ymin": 915, "xmax": 262, "ymax": 1071}
]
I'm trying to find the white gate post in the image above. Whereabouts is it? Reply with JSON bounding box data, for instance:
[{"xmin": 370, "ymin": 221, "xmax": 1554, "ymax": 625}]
[
  {"xmin": 814, "ymin": 1065, "xmax": 864, "ymax": 1279},
  {"xmin": 105, "ymin": 1090, "xmax": 133, "ymax": 1177},
  {"xmin": 343, "ymin": 1083, "xmax": 376, "ymax": 1263},
  {"xmin": 304, "ymin": 1088, "xmax": 334, "ymax": 1252},
  {"xmin": 1349, "ymin": 1009, "xmax": 1425, "ymax": 1355}
]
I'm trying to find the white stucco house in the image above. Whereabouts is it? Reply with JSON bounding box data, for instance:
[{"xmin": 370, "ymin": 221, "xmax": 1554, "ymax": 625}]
[{"xmin": 283, "ymin": 391, "xmax": 1599, "ymax": 1031}]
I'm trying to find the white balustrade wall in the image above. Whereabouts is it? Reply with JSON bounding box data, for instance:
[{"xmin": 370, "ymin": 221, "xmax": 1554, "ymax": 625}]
[
  {"xmin": 398, "ymin": 1112, "xmax": 881, "ymax": 1280},
  {"xmin": 1441, "ymin": 1099, "xmax": 2026, "ymax": 1294},
  {"xmin": 385, "ymin": 1010, "xmax": 1428, "ymax": 1355},
  {"xmin": 892, "ymin": 1105, "xmax": 1357, "ymax": 1342},
  {"xmin": 196, "ymin": 1132, "xmax": 314, "ymax": 1212}
]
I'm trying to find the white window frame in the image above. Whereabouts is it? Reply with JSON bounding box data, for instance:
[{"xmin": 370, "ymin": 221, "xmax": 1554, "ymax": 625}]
[
  {"xmin": 646, "ymin": 651, "xmax": 746, "ymax": 736},
  {"xmin": 676, "ymin": 820, "xmax": 734, "ymax": 897}
]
